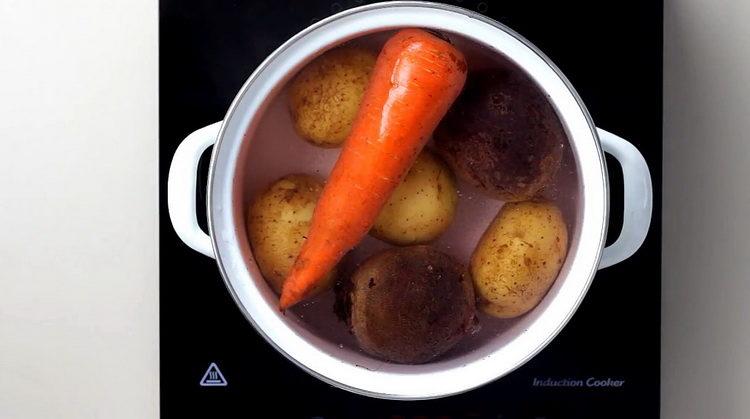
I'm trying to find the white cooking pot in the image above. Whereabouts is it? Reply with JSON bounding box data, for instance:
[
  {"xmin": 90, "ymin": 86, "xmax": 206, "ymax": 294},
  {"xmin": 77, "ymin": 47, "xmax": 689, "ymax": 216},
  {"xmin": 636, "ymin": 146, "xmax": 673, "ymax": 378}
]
[{"xmin": 167, "ymin": 1, "xmax": 652, "ymax": 400}]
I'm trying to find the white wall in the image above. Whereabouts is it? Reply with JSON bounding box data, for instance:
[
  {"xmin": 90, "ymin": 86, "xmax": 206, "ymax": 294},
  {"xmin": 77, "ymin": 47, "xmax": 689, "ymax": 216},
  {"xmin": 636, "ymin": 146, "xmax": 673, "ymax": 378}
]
[
  {"xmin": 663, "ymin": 0, "xmax": 750, "ymax": 418},
  {"xmin": 0, "ymin": 0, "xmax": 159, "ymax": 418}
]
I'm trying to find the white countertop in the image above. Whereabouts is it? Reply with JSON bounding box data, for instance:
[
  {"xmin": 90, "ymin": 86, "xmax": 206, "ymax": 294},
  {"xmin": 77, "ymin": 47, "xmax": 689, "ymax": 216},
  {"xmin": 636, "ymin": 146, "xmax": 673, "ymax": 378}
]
[
  {"xmin": 663, "ymin": 1, "xmax": 750, "ymax": 418},
  {"xmin": 1, "ymin": 0, "xmax": 749, "ymax": 418},
  {"xmin": 0, "ymin": 0, "xmax": 158, "ymax": 417}
]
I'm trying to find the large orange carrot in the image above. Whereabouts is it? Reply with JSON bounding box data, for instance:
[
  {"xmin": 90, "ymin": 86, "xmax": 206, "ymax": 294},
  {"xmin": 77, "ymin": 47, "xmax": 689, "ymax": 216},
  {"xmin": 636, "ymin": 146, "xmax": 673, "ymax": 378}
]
[{"xmin": 279, "ymin": 29, "xmax": 467, "ymax": 309}]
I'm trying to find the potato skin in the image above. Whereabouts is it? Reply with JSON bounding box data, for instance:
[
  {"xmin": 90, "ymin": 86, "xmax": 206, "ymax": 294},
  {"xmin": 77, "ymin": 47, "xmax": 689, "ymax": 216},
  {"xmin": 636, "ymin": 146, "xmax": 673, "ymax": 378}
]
[
  {"xmin": 470, "ymin": 201, "xmax": 568, "ymax": 318},
  {"xmin": 347, "ymin": 246, "xmax": 477, "ymax": 364},
  {"xmin": 434, "ymin": 70, "xmax": 565, "ymax": 201},
  {"xmin": 246, "ymin": 175, "xmax": 335, "ymax": 294},
  {"xmin": 370, "ymin": 151, "xmax": 458, "ymax": 245},
  {"xmin": 288, "ymin": 46, "xmax": 376, "ymax": 147}
]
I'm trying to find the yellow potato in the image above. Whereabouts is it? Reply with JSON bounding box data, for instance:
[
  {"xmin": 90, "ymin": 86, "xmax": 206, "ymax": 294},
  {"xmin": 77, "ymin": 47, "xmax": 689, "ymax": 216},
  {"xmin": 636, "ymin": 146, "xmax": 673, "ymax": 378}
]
[
  {"xmin": 288, "ymin": 46, "xmax": 376, "ymax": 147},
  {"xmin": 370, "ymin": 151, "xmax": 458, "ymax": 245},
  {"xmin": 470, "ymin": 201, "xmax": 568, "ymax": 318},
  {"xmin": 246, "ymin": 174, "xmax": 335, "ymax": 294}
]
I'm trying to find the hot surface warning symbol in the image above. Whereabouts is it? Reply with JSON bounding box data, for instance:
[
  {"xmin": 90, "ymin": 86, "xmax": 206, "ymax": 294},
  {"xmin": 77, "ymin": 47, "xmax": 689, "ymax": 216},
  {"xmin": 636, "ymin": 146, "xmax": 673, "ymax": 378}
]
[{"xmin": 199, "ymin": 362, "xmax": 227, "ymax": 387}]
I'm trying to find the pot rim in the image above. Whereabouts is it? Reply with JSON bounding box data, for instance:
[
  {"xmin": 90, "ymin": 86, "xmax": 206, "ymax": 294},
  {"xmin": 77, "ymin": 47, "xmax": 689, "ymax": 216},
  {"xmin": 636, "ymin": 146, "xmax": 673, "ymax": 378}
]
[{"xmin": 206, "ymin": 1, "xmax": 608, "ymax": 400}]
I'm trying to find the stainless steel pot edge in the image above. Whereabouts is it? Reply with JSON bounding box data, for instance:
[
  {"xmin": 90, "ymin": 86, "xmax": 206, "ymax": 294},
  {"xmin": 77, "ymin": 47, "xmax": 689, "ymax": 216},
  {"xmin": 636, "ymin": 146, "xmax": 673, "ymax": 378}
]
[{"xmin": 205, "ymin": 0, "xmax": 609, "ymax": 400}]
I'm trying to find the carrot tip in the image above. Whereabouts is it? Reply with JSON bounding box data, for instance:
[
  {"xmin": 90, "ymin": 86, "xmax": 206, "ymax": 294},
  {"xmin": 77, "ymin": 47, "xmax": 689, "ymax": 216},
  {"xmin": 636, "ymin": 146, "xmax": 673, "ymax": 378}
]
[{"xmin": 279, "ymin": 289, "xmax": 297, "ymax": 310}]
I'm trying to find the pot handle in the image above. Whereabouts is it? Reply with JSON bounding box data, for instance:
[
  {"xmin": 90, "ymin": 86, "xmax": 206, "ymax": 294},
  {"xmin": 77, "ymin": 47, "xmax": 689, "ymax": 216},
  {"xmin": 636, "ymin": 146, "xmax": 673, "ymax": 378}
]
[
  {"xmin": 597, "ymin": 128, "xmax": 653, "ymax": 269},
  {"xmin": 167, "ymin": 122, "xmax": 222, "ymax": 258}
]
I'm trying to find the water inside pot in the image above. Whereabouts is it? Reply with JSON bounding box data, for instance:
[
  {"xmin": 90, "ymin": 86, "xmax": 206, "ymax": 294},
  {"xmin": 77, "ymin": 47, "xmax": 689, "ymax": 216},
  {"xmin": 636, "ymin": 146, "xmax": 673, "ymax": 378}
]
[{"xmin": 236, "ymin": 29, "xmax": 580, "ymax": 363}]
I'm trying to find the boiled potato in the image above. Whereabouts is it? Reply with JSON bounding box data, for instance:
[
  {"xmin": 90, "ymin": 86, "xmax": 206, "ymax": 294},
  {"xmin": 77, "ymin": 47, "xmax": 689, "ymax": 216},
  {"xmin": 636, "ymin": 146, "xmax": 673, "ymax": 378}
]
[
  {"xmin": 288, "ymin": 46, "xmax": 376, "ymax": 147},
  {"xmin": 370, "ymin": 151, "xmax": 458, "ymax": 245},
  {"xmin": 246, "ymin": 174, "xmax": 335, "ymax": 294},
  {"xmin": 470, "ymin": 201, "xmax": 568, "ymax": 318}
]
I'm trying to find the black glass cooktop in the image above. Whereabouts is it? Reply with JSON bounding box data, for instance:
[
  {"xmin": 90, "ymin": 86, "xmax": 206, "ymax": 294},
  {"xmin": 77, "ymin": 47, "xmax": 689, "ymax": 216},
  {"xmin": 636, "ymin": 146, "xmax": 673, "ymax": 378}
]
[{"xmin": 159, "ymin": 1, "xmax": 662, "ymax": 417}]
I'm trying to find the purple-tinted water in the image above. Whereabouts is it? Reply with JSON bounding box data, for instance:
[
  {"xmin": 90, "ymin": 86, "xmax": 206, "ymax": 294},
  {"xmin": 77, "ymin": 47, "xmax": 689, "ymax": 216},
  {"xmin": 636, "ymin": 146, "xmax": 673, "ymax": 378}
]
[{"xmin": 239, "ymin": 31, "xmax": 580, "ymax": 361}]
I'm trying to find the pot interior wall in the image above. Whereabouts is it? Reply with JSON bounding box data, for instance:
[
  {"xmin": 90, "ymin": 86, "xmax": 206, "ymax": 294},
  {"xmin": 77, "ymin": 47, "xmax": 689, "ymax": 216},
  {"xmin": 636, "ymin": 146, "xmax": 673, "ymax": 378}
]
[{"xmin": 232, "ymin": 30, "xmax": 581, "ymax": 372}]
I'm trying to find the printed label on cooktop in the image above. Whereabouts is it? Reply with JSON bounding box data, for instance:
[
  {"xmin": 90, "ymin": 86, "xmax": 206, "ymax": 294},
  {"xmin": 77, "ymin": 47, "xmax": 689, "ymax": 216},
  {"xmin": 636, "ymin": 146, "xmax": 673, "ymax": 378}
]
[
  {"xmin": 531, "ymin": 376, "xmax": 625, "ymax": 388},
  {"xmin": 199, "ymin": 362, "xmax": 228, "ymax": 387}
]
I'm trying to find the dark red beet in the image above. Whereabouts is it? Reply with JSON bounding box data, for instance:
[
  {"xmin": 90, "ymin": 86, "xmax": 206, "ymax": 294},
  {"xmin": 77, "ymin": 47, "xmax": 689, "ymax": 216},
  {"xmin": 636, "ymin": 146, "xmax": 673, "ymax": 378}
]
[
  {"xmin": 434, "ymin": 69, "xmax": 565, "ymax": 201},
  {"xmin": 344, "ymin": 246, "xmax": 477, "ymax": 364}
]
